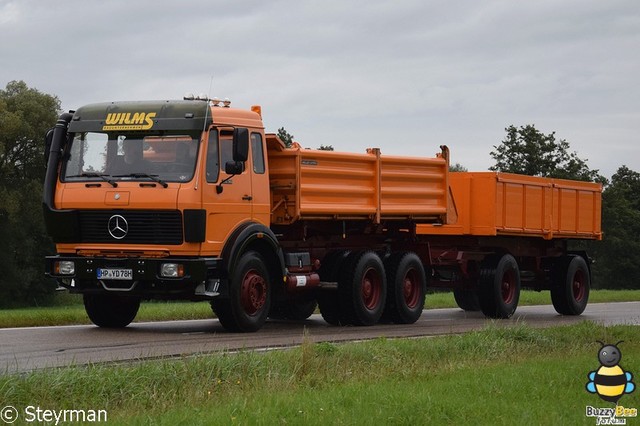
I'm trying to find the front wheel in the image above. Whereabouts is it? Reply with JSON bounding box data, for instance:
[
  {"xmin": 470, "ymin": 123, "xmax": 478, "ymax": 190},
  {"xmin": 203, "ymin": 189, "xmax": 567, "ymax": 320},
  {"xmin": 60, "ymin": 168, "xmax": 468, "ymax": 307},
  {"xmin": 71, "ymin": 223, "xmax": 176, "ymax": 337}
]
[
  {"xmin": 478, "ymin": 254, "xmax": 520, "ymax": 319},
  {"xmin": 551, "ymin": 255, "xmax": 590, "ymax": 315},
  {"xmin": 212, "ymin": 251, "xmax": 271, "ymax": 332},
  {"xmin": 83, "ymin": 293, "xmax": 140, "ymax": 328}
]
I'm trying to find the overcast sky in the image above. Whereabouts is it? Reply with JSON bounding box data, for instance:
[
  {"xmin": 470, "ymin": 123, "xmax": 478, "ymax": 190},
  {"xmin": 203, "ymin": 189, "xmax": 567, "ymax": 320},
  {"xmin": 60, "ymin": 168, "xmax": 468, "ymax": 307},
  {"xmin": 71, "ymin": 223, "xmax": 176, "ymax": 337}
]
[{"xmin": 1, "ymin": 0, "xmax": 638, "ymax": 178}]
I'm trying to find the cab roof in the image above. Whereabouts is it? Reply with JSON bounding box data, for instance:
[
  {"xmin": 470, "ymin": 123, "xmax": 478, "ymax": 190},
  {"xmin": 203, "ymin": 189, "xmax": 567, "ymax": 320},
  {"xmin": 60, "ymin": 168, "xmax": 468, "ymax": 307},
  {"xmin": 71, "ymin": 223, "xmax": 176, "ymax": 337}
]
[{"xmin": 67, "ymin": 100, "xmax": 263, "ymax": 133}]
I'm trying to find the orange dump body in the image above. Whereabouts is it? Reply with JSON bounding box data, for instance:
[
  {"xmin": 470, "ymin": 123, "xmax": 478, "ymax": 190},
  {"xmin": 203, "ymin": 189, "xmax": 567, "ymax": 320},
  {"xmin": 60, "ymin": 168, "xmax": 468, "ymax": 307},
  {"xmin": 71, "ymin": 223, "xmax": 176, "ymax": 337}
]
[
  {"xmin": 419, "ymin": 172, "xmax": 602, "ymax": 240},
  {"xmin": 267, "ymin": 136, "xmax": 450, "ymax": 225}
]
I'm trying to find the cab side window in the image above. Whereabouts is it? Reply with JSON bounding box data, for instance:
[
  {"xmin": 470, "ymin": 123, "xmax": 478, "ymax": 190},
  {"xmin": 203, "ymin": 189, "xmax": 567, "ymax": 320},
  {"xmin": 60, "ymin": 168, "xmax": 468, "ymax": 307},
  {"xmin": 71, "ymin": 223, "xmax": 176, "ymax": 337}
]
[
  {"xmin": 205, "ymin": 130, "xmax": 219, "ymax": 183},
  {"xmin": 251, "ymin": 133, "xmax": 265, "ymax": 174},
  {"xmin": 220, "ymin": 138, "xmax": 233, "ymax": 173}
]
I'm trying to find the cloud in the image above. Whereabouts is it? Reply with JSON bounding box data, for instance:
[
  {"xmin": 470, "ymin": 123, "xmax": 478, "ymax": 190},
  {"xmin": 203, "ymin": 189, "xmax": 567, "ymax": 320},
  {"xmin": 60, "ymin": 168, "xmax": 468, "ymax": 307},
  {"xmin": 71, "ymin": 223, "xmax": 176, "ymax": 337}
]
[{"xmin": 1, "ymin": 0, "xmax": 638, "ymax": 178}]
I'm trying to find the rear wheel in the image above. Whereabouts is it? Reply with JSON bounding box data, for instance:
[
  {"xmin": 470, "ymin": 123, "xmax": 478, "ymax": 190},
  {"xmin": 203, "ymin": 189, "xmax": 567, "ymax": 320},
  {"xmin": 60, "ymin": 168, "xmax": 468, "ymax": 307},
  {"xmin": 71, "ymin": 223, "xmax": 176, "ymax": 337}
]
[
  {"xmin": 317, "ymin": 251, "xmax": 350, "ymax": 325},
  {"xmin": 453, "ymin": 288, "xmax": 481, "ymax": 312},
  {"xmin": 551, "ymin": 255, "xmax": 590, "ymax": 315},
  {"xmin": 383, "ymin": 252, "xmax": 426, "ymax": 324},
  {"xmin": 478, "ymin": 254, "xmax": 520, "ymax": 319},
  {"xmin": 269, "ymin": 299, "xmax": 317, "ymax": 320},
  {"xmin": 212, "ymin": 251, "xmax": 271, "ymax": 332},
  {"xmin": 338, "ymin": 251, "xmax": 387, "ymax": 326},
  {"xmin": 83, "ymin": 293, "xmax": 140, "ymax": 328}
]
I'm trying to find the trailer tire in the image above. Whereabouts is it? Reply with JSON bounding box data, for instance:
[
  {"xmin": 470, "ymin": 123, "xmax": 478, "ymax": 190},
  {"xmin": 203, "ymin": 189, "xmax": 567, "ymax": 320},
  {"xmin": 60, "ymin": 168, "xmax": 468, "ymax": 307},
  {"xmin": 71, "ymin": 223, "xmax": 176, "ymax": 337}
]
[
  {"xmin": 382, "ymin": 252, "xmax": 426, "ymax": 324},
  {"xmin": 317, "ymin": 251, "xmax": 350, "ymax": 326},
  {"xmin": 453, "ymin": 288, "xmax": 481, "ymax": 312},
  {"xmin": 339, "ymin": 251, "xmax": 387, "ymax": 326},
  {"xmin": 212, "ymin": 251, "xmax": 271, "ymax": 332},
  {"xmin": 551, "ymin": 255, "xmax": 590, "ymax": 315},
  {"xmin": 478, "ymin": 254, "xmax": 520, "ymax": 319},
  {"xmin": 83, "ymin": 293, "xmax": 140, "ymax": 328}
]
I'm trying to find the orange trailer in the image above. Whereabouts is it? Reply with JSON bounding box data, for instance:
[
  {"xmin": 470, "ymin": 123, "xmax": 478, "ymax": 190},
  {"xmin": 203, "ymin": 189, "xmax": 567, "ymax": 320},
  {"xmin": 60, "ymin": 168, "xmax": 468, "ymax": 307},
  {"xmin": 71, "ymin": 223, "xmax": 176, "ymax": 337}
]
[
  {"xmin": 420, "ymin": 171, "xmax": 602, "ymax": 240},
  {"xmin": 43, "ymin": 98, "xmax": 602, "ymax": 332}
]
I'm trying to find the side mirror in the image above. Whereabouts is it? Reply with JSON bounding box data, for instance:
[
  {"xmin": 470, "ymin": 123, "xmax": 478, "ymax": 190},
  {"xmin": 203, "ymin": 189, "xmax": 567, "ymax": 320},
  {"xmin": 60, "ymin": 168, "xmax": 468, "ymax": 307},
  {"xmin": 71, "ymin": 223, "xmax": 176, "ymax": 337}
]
[
  {"xmin": 224, "ymin": 161, "xmax": 244, "ymax": 175},
  {"xmin": 44, "ymin": 128, "xmax": 54, "ymax": 163},
  {"xmin": 232, "ymin": 128, "xmax": 249, "ymax": 162}
]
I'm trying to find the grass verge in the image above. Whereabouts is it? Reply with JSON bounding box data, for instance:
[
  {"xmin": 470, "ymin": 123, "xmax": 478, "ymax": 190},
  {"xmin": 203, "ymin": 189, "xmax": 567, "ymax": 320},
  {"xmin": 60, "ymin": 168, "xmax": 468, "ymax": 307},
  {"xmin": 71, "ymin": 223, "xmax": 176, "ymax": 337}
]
[
  {"xmin": 1, "ymin": 322, "xmax": 638, "ymax": 424},
  {"xmin": 0, "ymin": 289, "xmax": 639, "ymax": 328}
]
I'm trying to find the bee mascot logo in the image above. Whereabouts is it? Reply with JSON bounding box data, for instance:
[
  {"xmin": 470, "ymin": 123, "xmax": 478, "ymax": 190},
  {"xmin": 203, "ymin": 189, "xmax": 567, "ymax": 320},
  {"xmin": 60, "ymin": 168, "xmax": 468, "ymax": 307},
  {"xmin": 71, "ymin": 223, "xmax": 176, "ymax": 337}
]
[{"xmin": 586, "ymin": 341, "xmax": 635, "ymax": 403}]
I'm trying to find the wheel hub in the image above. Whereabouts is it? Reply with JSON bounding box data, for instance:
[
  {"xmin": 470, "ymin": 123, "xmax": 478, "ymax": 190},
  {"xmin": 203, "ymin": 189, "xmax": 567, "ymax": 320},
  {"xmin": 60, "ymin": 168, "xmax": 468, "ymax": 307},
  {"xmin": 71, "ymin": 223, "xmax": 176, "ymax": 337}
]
[
  {"xmin": 403, "ymin": 269, "xmax": 420, "ymax": 308},
  {"xmin": 241, "ymin": 270, "xmax": 267, "ymax": 315},
  {"xmin": 361, "ymin": 267, "xmax": 381, "ymax": 310}
]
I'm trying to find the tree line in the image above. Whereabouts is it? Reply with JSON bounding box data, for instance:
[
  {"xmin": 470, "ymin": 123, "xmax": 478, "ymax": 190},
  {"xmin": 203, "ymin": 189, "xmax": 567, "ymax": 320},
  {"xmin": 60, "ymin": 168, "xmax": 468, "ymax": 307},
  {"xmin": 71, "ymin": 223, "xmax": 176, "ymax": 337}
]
[{"xmin": 0, "ymin": 81, "xmax": 637, "ymax": 307}]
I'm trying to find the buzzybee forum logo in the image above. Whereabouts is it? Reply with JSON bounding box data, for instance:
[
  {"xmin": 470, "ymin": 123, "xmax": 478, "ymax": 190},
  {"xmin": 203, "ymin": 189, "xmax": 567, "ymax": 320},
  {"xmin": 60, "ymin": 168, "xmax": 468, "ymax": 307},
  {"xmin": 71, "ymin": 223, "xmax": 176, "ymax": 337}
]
[{"xmin": 585, "ymin": 341, "xmax": 637, "ymax": 425}]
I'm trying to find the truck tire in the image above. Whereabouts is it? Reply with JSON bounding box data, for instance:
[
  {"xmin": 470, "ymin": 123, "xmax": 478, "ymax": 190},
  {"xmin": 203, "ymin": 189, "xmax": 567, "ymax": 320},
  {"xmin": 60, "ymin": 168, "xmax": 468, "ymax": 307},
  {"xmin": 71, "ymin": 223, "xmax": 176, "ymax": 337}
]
[
  {"xmin": 382, "ymin": 252, "xmax": 426, "ymax": 324},
  {"xmin": 317, "ymin": 251, "xmax": 350, "ymax": 325},
  {"xmin": 83, "ymin": 293, "xmax": 140, "ymax": 328},
  {"xmin": 478, "ymin": 254, "xmax": 520, "ymax": 319},
  {"xmin": 338, "ymin": 251, "xmax": 387, "ymax": 326},
  {"xmin": 551, "ymin": 255, "xmax": 590, "ymax": 315},
  {"xmin": 212, "ymin": 251, "xmax": 271, "ymax": 332},
  {"xmin": 453, "ymin": 288, "xmax": 481, "ymax": 312},
  {"xmin": 269, "ymin": 300, "xmax": 317, "ymax": 321}
]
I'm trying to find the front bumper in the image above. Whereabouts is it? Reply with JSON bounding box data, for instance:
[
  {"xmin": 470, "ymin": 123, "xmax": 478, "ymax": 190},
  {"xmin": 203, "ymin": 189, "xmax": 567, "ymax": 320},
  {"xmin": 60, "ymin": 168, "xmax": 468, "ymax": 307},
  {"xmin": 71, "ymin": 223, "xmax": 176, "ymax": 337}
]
[{"xmin": 45, "ymin": 255, "xmax": 226, "ymax": 299}]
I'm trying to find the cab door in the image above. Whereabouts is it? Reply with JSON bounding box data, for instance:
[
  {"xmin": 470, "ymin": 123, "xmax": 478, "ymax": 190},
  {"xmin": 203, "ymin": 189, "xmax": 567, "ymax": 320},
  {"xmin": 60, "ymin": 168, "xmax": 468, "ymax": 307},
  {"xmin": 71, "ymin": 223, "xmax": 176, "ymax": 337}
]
[
  {"xmin": 249, "ymin": 131, "xmax": 270, "ymax": 226},
  {"xmin": 202, "ymin": 128, "xmax": 253, "ymax": 254}
]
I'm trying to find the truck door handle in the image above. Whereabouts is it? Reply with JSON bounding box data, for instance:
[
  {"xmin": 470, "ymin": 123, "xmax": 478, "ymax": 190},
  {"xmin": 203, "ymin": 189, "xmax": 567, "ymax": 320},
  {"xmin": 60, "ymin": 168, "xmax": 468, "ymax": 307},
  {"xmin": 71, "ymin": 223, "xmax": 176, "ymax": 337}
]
[{"xmin": 242, "ymin": 195, "xmax": 253, "ymax": 201}]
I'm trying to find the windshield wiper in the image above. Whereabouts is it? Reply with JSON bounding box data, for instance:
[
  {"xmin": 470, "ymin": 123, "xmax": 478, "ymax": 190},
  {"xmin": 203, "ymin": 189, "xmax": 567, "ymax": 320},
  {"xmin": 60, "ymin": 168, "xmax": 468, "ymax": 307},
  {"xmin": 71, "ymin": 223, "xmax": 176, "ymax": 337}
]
[
  {"xmin": 67, "ymin": 173, "xmax": 118, "ymax": 187},
  {"xmin": 113, "ymin": 173, "xmax": 168, "ymax": 188}
]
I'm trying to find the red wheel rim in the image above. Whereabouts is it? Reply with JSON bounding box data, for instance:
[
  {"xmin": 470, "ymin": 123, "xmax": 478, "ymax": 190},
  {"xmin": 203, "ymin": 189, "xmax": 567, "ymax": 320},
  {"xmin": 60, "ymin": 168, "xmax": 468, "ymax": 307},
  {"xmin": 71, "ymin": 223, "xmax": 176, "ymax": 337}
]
[
  {"xmin": 240, "ymin": 269, "xmax": 267, "ymax": 316},
  {"xmin": 361, "ymin": 267, "xmax": 382, "ymax": 310},
  {"xmin": 572, "ymin": 269, "xmax": 586, "ymax": 302},
  {"xmin": 501, "ymin": 270, "xmax": 516, "ymax": 304},
  {"xmin": 403, "ymin": 268, "xmax": 421, "ymax": 309}
]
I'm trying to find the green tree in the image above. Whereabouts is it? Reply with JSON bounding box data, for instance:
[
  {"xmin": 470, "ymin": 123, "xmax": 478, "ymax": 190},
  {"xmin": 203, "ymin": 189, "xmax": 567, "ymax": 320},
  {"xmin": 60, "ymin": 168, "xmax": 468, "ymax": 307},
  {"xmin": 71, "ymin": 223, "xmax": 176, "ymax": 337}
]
[
  {"xmin": 277, "ymin": 127, "xmax": 294, "ymax": 148},
  {"xmin": 450, "ymin": 163, "xmax": 467, "ymax": 172},
  {"xmin": 318, "ymin": 144, "xmax": 334, "ymax": 151},
  {"xmin": 490, "ymin": 125, "xmax": 601, "ymax": 182},
  {"xmin": 589, "ymin": 166, "xmax": 640, "ymax": 289},
  {"xmin": 0, "ymin": 81, "xmax": 60, "ymax": 307}
]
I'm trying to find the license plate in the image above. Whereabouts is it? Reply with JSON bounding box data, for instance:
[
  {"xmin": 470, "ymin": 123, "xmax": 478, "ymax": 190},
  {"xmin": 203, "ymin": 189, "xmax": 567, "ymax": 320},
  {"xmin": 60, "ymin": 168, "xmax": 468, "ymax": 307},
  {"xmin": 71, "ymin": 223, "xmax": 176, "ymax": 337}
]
[{"xmin": 97, "ymin": 268, "xmax": 133, "ymax": 280}]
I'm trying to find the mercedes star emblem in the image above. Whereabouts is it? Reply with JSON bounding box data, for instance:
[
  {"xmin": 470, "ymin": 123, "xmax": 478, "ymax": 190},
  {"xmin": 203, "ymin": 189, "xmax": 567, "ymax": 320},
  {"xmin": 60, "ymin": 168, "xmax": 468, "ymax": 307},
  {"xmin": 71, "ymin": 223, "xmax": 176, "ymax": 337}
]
[{"xmin": 108, "ymin": 215, "xmax": 128, "ymax": 239}]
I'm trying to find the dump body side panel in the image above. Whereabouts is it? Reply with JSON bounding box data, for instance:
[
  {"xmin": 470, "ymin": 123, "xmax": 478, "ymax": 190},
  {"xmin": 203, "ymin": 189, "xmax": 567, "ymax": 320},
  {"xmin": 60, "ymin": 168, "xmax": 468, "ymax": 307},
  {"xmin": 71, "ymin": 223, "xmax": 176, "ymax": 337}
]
[
  {"xmin": 418, "ymin": 172, "xmax": 602, "ymax": 240},
  {"xmin": 268, "ymin": 142, "xmax": 449, "ymax": 225}
]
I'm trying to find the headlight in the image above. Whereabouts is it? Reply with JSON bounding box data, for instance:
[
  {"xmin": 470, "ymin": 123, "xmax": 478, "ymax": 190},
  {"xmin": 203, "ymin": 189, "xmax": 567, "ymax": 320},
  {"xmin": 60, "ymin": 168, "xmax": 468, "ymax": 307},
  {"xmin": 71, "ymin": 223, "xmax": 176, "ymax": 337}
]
[
  {"xmin": 160, "ymin": 263, "xmax": 184, "ymax": 278},
  {"xmin": 54, "ymin": 261, "xmax": 75, "ymax": 275}
]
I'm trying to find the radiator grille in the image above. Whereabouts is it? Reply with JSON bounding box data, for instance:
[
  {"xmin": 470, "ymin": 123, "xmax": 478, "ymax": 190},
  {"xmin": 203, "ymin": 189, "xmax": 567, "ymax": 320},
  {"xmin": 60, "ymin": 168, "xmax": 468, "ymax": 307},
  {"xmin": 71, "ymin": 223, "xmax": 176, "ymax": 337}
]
[{"xmin": 78, "ymin": 210, "xmax": 183, "ymax": 245}]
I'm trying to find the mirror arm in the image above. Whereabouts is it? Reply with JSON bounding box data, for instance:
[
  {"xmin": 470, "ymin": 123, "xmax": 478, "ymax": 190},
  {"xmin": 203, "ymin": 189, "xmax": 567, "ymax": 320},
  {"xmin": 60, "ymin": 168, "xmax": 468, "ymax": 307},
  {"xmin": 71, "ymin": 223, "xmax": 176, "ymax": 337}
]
[{"xmin": 216, "ymin": 174, "xmax": 235, "ymax": 194}]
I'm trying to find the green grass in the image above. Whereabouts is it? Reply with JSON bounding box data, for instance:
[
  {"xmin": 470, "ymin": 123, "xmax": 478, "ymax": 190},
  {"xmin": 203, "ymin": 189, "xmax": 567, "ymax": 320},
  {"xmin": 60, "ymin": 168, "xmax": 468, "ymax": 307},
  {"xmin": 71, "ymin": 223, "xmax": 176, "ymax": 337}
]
[
  {"xmin": 1, "ymin": 289, "xmax": 639, "ymax": 328},
  {"xmin": 2, "ymin": 322, "xmax": 638, "ymax": 424}
]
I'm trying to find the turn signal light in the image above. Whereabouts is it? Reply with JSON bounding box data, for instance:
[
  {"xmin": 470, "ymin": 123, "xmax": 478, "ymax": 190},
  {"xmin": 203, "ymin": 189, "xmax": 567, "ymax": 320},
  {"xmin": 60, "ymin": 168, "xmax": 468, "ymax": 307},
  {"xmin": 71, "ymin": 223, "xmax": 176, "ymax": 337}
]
[
  {"xmin": 160, "ymin": 263, "xmax": 185, "ymax": 278},
  {"xmin": 54, "ymin": 261, "xmax": 75, "ymax": 275}
]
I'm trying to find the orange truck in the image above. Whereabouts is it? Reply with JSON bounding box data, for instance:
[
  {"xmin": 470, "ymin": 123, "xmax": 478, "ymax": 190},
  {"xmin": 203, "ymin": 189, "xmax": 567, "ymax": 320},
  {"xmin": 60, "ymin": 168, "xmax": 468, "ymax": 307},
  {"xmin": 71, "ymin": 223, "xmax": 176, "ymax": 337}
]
[{"xmin": 43, "ymin": 97, "xmax": 602, "ymax": 332}]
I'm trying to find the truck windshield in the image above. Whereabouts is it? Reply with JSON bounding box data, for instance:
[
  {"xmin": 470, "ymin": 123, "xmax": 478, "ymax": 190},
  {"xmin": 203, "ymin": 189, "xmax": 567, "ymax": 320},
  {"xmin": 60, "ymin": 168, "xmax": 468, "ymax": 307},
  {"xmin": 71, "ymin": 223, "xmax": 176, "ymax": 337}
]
[{"xmin": 62, "ymin": 132, "xmax": 200, "ymax": 183}]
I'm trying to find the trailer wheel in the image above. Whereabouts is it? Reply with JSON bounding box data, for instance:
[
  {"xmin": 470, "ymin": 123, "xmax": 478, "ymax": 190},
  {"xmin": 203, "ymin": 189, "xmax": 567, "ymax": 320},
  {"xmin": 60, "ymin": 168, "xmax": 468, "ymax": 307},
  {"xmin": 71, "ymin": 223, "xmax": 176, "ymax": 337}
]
[
  {"xmin": 453, "ymin": 288, "xmax": 481, "ymax": 312},
  {"xmin": 317, "ymin": 251, "xmax": 350, "ymax": 325},
  {"xmin": 478, "ymin": 254, "xmax": 520, "ymax": 319},
  {"xmin": 339, "ymin": 251, "xmax": 387, "ymax": 326},
  {"xmin": 212, "ymin": 251, "xmax": 271, "ymax": 332},
  {"xmin": 383, "ymin": 252, "xmax": 426, "ymax": 324},
  {"xmin": 83, "ymin": 293, "xmax": 140, "ymax": 328},
  {"xmin": 551, "ymin": 255, "xmax": 590, "ymax": 315}
]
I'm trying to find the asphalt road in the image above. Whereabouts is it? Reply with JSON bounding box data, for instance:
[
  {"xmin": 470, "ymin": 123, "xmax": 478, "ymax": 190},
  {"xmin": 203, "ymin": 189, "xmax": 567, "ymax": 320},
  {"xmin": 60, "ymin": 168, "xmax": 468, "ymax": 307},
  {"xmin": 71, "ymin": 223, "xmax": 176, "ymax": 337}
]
[{"xmin": 1, "ymin": 302, "xmax": 639, "ymax": 374}]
